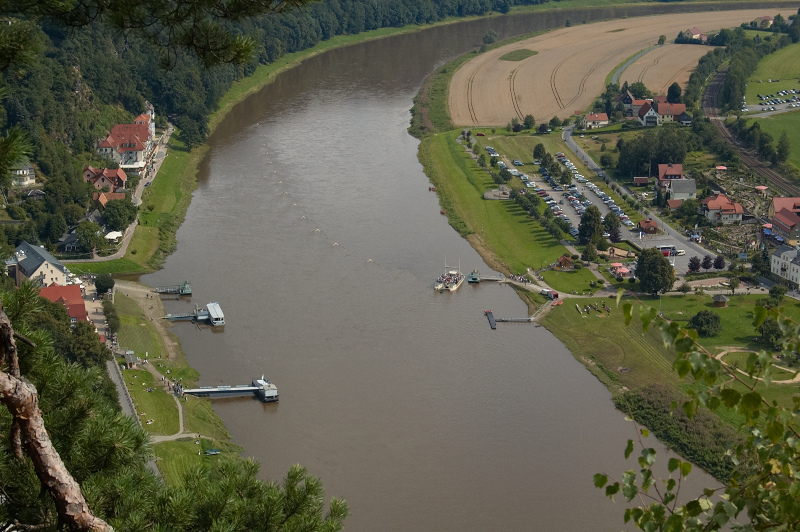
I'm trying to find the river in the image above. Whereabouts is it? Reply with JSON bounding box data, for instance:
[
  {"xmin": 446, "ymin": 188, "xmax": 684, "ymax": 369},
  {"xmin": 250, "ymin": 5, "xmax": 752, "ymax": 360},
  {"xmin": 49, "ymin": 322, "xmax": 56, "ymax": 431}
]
[{"xmin": 135, "ymin": 6, "xmax": 765, "ymax": 530}]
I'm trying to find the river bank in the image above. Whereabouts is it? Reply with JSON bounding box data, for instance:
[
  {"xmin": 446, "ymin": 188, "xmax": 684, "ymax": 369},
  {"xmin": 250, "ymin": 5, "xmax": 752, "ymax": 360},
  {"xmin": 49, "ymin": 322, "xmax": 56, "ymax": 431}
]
[
  {"xmin": 112, "ymin": 280, "xmax": 237, "ymax": 484},
  {"xmin": 410, "ymin": 5, "xmax": 800, "ymax": 486}
]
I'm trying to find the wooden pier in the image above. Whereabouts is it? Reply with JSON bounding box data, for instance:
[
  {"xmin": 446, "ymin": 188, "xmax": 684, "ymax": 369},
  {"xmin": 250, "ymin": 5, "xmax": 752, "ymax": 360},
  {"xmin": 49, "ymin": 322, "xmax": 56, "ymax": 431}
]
[
  {"xmin": 485, "ymin": 310, "xmax": 536, "ymax": 329},
  {"xmin": 180, "ymin": 376, "xmax": 278, "ymax": 402},
  {"xmin": 155, "ymin": 281, "xmax": 192, "ymax": 295},
  {"xmin": 484, "ymin": 310, "xmax": 497, "ymax": 329}
]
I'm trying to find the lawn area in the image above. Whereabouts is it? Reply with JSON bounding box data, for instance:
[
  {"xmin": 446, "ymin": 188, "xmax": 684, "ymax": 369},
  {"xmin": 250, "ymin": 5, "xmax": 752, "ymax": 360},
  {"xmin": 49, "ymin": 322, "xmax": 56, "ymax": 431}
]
[
  {"xmin": 153, "ymin": 438, "xmax": 242, "ymax": 486},
  {"xmin": 419, "ymin": 132, "xmax": 567, "ymax": 273},
  {"xmin": 748, "ymin": 110, "xmax": 800, "ymax": 169},
  {"xmin": 542, "ymin": 291, "xmax": 800, "ymax": 399},
  {"xmin": 541, "ymin": 267, "xmax": 599, "ymax": 294},
  {"xmin": 750, "ymin": 41, "xmax": 800, "ymax": 83},
  {"xmin": 541, "ymin": 295, "xmax": 679, "ymax": 391},
  {"xmin": 65, "ymin": 259, "xmax": 146, "ymax": 275},
  {"xmin": 123, "ymin": 368, "xmax": 179, "ymax": 436}
]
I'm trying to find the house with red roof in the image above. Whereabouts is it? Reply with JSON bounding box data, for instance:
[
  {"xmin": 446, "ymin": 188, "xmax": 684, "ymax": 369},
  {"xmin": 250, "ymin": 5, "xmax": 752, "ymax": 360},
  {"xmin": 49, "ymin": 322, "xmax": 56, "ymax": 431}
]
[
  {"xmin": 83, "ymin": 166, "xmax": 127, "ymax": 192},
  {"xmin": 638, "ymin": 101, "xmax": 659, "ymax": 126},
  {"xmin": 39, "ymin": 284, "xmax": 87, "ymax": 325},
  {"xmin": 98, "ymin": 123, "xmax": 152, "ymax": 165},
  {"xmin": 656, "ymin": 102, "xmax": 686, "ymax": 123},
  {"xmin": 701, "ymin": 193, "xmax": 744, "ymax": 224},
  {"xmin": 755, "ymin": 16, "xmax": 773, "ymax": 28},
  {"xmin": 772, "ymin": 208, "xmax": 800, "ymax": 245},
  {"xmin": 657, "ymin": 163, "xmax": 683, "ymax": 183},
  {"xmin": 580, "ymin": 112, "xmax": 609, "ymax": 129},
  {"xmin": 768, "ymin": 197, "xmax": 800, "ymax": 219},
  {"xmin": 638, "ymin": 218, "xmax": 659, "ymax": 234},
  {"xmin": 92, "ymin": 191, "xmax": 127, "ymax": 207}
]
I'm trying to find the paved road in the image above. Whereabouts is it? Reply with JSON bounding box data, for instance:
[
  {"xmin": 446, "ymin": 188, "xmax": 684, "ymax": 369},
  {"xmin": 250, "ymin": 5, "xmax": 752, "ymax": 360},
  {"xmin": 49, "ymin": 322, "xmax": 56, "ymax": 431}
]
[{"xmin": 561, "ymin": 125, "xmax": 723, "ymax": 275}]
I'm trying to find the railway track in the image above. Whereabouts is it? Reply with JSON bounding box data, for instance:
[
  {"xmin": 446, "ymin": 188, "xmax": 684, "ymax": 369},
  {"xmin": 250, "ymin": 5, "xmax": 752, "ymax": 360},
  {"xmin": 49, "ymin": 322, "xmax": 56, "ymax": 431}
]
[{"xmin": 703, "ymin": 67, "xmax": 800, "ymax": 197}]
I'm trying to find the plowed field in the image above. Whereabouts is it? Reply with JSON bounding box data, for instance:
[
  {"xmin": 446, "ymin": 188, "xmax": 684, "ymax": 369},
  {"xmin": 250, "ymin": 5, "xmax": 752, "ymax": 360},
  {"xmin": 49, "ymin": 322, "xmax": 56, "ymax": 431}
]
[
  {"xmin": 619, "ymin": 44, "xmax": 714, "ymax": 95},
  {"xmin": 449, "ymin": 9, "xmax": 792, "ymax": 126}
]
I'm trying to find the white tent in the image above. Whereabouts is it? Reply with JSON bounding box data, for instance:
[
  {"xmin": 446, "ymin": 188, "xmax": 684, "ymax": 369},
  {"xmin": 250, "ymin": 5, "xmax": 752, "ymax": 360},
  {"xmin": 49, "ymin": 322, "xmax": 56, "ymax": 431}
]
[{"xmin": 105, "ymin": 231, "xmax": 123, "ymax": 240}]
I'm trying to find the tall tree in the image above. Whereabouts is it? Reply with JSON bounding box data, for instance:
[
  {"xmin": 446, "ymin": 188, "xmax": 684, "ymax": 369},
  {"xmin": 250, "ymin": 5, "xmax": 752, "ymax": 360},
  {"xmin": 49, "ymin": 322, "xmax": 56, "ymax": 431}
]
[
  {"xmin": 777, "ymin": 130, "xmax": 791, "ymax": 164},
  {"xmin": 635, "ymin": 247, "xmax": 676, "ymax": 295},
  {"xmin": 702, "ymin": 254, "xmax": 713, "ymax": 271},
  {"xmin": 713, "ymin": 254, "xmax": 726, "ymax": 270},
  {"xmin": 578, "ymin": 206, "xmax": 603, "ymax": 245},
  {"xmin": 667, "ymin": 82, "xmax": 682, "ymax": 103}
]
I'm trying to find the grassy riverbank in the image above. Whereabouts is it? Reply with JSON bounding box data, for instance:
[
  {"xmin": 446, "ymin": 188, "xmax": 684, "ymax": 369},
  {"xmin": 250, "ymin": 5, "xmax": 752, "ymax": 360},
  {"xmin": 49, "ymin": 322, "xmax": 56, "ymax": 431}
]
[
  {"xmin": 113, "ymin": 283, "xmax": 237, "ymax": 484},
  {"xmin": 412, "ymin": 11, "xmax": 800, "ymax": 483}
]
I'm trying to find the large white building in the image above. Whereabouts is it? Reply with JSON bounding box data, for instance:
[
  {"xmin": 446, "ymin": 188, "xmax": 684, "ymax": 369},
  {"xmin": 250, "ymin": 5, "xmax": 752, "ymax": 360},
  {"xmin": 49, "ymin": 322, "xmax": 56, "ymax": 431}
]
[{"xmin": 771, "ymin": 245, "xmax": 800, "ymax": 287}]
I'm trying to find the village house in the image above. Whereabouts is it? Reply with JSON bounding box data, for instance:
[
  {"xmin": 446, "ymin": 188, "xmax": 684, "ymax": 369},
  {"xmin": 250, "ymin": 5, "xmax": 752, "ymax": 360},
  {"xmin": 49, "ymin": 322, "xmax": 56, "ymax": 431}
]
[
  {"xmin": 656, "ymin": 102, "xmax": 686, "ymax": 123},
  {"xmin": 669, "ymin": 178, "xmax": 697, "ymax": 201},
  {"xmin": 755, "ymin": 15, "xmax": 773, "ymax": 28},
  {"xmin": 701, "ymin": 193, "xmax": 744, "ymax": 224},
  {"xmin": 12, "ymin": 164, "xmax": 35, "ymax": 187},
  {"xmin": 770, "ymin": 208, "xmax": 800, "ymax": 245},
  {"xmin": 677, "ymin": 111, "xmax": 692, "ymax": 126},
  {"xmin": 768, "ymin": 197, "xmax": 800, "ymax": 218},
  {"xmin": 83, "ymin": 166, "xmax": 128, "ymax": 192},
  {"xmin": 687, "ymin": 27, "xmax": 708, "ymax": 42},
  {"xmin": 633, "ymin": 177, "xmax": 649, "ymax": 186},
  {"xmin": 580, "ymin": 112, "xmax": 609, "ymax": 129},
  {"xmin": 656, "ymin": 163, "xmax": 683, "ymax": 189},
  {"xmin": 638, "ymin": 218, "xmax": 659, "ymax": 234},
  {"xmin": 97, "ymin": 102, "xmax": 157, "ymax": 175},
  {"xmin": 638, "ymin": 101, "xmax": 659, "ymax": 126},
  {"xmin": 771, "ymin": 245, "xmax": 800, "ymax": 287},
  {"xmin": 5, "ymin": 242, "xmax": 71, "ymax": 287},
  {"xmin": 93, "ymin": 191, "xmax": 127, "ymax": 208},
  {"xmin": 39, "ymin": 284, "xmax": 88, "ymax": 325},
  {"xmin": 666, "ymin": 199, "xmax": 683, "ymax": 211}
]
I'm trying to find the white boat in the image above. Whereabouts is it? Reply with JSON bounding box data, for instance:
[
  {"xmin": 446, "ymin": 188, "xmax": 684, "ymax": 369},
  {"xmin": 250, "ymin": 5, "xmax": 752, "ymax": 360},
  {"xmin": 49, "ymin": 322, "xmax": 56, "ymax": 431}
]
[
  {"xmin": 435, "ymin": 260, "xmax": 464, "ymax": 292},
  {"xmin": 206, "ymin": 302, "xmax": 225, "ymax": 326}
]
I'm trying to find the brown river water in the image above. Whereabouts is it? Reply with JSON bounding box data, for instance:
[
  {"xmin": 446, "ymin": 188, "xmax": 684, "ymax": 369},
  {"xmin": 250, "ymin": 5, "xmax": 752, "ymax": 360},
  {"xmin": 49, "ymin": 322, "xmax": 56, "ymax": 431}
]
[{"xmin": 137, "ymin": 4, "xmax": 790, "ymax": 529}]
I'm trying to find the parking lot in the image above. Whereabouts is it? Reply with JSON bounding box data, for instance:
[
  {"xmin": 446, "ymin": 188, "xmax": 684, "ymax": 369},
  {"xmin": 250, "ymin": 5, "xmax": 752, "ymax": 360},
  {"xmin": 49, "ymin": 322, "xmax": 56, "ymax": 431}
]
[{"xmin": 519, "ymin": 154, "xmax": 714, "ymax": 274}]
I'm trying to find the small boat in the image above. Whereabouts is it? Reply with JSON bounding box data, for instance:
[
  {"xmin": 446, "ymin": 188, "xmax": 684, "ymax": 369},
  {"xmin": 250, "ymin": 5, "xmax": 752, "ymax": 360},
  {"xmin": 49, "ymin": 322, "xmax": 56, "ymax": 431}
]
[{"xmin": 467, "ymin": 270, "xmax": 481, "ymax": 283}]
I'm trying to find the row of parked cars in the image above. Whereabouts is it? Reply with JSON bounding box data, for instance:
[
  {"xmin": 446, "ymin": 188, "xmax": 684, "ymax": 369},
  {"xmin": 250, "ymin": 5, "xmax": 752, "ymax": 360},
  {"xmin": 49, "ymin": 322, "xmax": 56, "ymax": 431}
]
[{"xmin": 585, "ymin": 183, "xmax": 635, "ymax": 228}]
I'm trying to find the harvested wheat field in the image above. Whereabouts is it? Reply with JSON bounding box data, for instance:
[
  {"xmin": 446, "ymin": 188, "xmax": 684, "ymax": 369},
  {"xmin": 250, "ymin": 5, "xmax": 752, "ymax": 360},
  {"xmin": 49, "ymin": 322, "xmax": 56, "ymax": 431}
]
[
  {"xmin": 450, "ymin": 9, "xmax": 792, "ymax": 126},
  {"xmin": 619, "ymin": 44, "xmax": 714, "ymax": 95}
]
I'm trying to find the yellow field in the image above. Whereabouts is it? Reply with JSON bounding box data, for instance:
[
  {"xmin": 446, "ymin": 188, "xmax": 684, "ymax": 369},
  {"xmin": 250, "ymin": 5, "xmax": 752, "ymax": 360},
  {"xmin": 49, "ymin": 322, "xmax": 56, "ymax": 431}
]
[
  {"xmin": 620, "ymin": 44, "xmax": 714, "ymax": 95},
  {"xmin": 450, "ymin": 9, "xmax": 793, "ymax": 126}
]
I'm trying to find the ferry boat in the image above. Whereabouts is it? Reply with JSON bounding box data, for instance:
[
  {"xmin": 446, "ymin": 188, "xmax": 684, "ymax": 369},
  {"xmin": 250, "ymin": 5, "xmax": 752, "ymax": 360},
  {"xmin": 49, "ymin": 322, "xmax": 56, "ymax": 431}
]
[
  {"xmin": 435, "ymin": 261, "xmax": 464, "ymax": 293},
  {"xmin": 467, "ymin": 270, "xmax": 481, "ymax": 283}
]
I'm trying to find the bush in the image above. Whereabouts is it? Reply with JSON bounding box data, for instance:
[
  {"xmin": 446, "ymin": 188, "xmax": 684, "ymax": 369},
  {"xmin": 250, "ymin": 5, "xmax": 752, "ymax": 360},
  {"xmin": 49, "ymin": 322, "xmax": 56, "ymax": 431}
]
[
  {"xmin": 628, "ymin": 277, "xmax": 636, "ymax": 284},
  {"xmin": 688, "ymin": 310, "xmax": 722, "ymax": 337},
  {"xmin": 575, "ymin": 262, "xmax": 583, "ymax": 270}
]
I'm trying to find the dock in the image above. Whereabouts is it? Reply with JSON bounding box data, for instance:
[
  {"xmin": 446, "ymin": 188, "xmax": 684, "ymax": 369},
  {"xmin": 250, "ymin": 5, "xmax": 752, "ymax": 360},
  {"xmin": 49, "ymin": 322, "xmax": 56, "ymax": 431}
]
[
  {"xmin": 180, "ymin": 376, "xmax": 278, "ymax": 402},
  {"xmin": 485, "ymin": 309, "xmax": 537, "ymax": 328},
  {"xmin": 155, "ymin": 281, "xmax": 192, "ymax": 295},
  {"xmin": 164, "ymin": 302, "xmax": 225, "ymax": 326},
  {"xmin": 484, "ymin": 310, "xmax": 497, "ymax": 329}
]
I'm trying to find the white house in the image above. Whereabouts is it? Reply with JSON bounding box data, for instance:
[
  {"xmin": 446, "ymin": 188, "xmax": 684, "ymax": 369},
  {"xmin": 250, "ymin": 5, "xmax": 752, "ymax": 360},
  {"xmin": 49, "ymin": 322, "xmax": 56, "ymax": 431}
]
[
  {"xmin": 701, "ymin": 193, "xmax": 744, "ymax": 224},
  {"xmin": 772, "ymin": 245, "xmax": 800, "ymax": 286},
  {"xmin": 670, "ymin": 179, "xmax": 697, "ymax": 201},
  {"xmin": 12, "ymin": 164, "xmax": 35, "ymax": 187},
  {"xmin": 5, "ymin": 242, "xmax": 70, "ymax": 287}
]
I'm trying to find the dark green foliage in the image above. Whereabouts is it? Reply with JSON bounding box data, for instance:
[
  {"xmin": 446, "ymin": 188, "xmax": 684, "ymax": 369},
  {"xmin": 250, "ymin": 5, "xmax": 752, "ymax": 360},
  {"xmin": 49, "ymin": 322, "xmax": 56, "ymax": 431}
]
[
  {"xmin": 95, "ymin": 273, "xmax": 115, "ymax": 294},
  {"xmin": 759, "ymin": 317, "xmax": 782, "ymax": 346},
  {"xmin": 667, "ymin": 82, "xmax": 682, "ymax": 104},
  {"xmin": 102, "ymin": 200, "xmax": 137, "ymax": 231},
  {"xmin": 578, "ymin": 205, "xmax": 603, "ymax": 245},
  {"xmin": 713, "ymin": 254, "xmax": 725, "ymax": 270},
  {"xmin": 523, "ymin": 114, "xmax": 535, "ymax": 130},
  {"xmin": 688, "ymin": 310, "xmax": 722, "ymax": 337},
  {"xmin": 483, "ymin": 30, "xmax": 498, "ymax": 45},
  {"xmin": 688, "ymin": 255, "xmax": 701, "ymax": 272},
  {"xmin": 635, "ymin": 247, "xmax": 675, "ymax": 295},
  {"xmin": 613, "ymin": 385, "xmax": 745, "ymax": 483}
]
